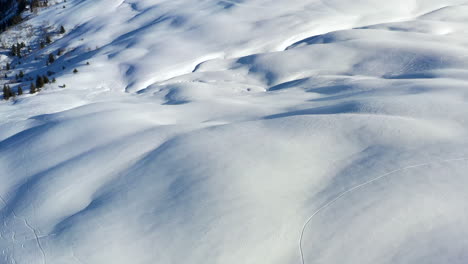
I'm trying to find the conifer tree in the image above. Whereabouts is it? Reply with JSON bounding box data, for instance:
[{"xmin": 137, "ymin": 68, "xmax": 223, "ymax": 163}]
[
  {"xmin": 3, "ymin": 84, "xmax": 8, "ymax": 100},
  {"xmin": 19, "ymin": 70, "xmax": 24, "ymax": 78},
  {"xmin": 46, "ymin": 35, "xmax": 52, "ymax": 44},
  {"xmin": 30, "ymin": 83, "xmax": 36, "ymax": 94},
  {"xmin": 36, "ymin": 75, "xmax": 44, "ymax": 88},
  {"xmin": 11, "ymin": 45, "xmax": 16, "ymax": 56},
  {"xmin": 73, "ymin": 68, "xmax": 78, "ymax": 74},
  {"xmin": 17, "ymin": 85, "xmax": 23, "ymax": 95},
  {"xmin": 48, "ymin": 53, "xmax": 55, "ymax": 64},
  {"xmin": 3, "ymin": 84, "xmax": 12, "ymax": 100},
  {"xmin": 6, "ymin": 62, "xmax": 10, "ymax": 71},
  {"xmin": 60, "ymin": 25, "xmax": 66, "ymax": 34},
  {"xmin": 43, "ymin": 75, "xmax": 50, "ymax": 84}
]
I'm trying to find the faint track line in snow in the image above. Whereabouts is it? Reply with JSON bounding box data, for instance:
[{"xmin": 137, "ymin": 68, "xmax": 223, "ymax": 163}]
[
  {"xmin": 299, "ymin": 156, "xmax": 468, "ymax": 264},
  {"xmin": 0, "ymin": 192, "xmax": 47, "ymax": 264},
  {"xmin": 23, "ymin": 219, "xmax": 47, "ymax": 264}
]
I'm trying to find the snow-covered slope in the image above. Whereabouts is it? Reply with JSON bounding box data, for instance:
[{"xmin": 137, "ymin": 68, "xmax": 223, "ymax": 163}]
[{"xmin": 2, "ymin": 0, "xmax": 468, "ymax": 263}]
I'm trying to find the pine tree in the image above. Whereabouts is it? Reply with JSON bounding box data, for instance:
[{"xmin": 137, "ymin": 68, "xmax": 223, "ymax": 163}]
[
  {"xmin": 52, "ymin": 77, "xmax": 56, "ymax": 83},
  {"xmin": 19, "ymin": 70, "xmax": 24, "ymax": 78},
  {"xmin": 6, "ymin": 62, "xmax": 10, "ymax": 71},
  {"xmin": 73, "ymin": 68, "xmax": 78, "ymax": 74},
  {"xmin": 30, "ymin": 83, "xmax": 36, "ymax": 94},
  {"xmin": 36, "ymin": 75, "xmax": 44, "ymax": 88},
  {"xmin": 17, "ymin": 85, "xmax": 23, "ymax": 95},
  {"xmin": 3, "ymin": 84, "xmax": 11, "ymax": 100},
  {"xmin": 3, "ymin": 84, "xmax": 8, "ymax": 100},
  {"xmin": 60, "ymin": 25, "xmax": 66, "ymax": 34},
  {"xmin": 48, "ymin": 53, "xmax": 55, "ymax": 64},
  {"xmin": 40, "ymin": 41, "xmax": 45, "ymax": 49},
  {"xmin": 46, "ymin": 35, "xmax": 52, "ymax": 44},
  {"xmin": 11, "ymin": 45, "xmax": 16, "ymax": 56},
  {"xmin": 43, "ymin": 75, "xmax": 50, "ymax": 84}
]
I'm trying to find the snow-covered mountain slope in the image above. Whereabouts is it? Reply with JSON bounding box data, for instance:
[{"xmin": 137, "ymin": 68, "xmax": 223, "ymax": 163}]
[{"xmin": 1, "ymin": 0, "xmax": 468, "ymax": 263}]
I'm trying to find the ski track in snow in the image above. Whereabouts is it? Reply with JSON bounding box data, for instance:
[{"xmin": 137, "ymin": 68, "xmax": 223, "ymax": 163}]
[
  {"xmin": 0, "ymin": 192, "xmax": 46, "ymax": 264},
  {"xmin": 299, "ymin": 156, "xmax": 468, "ymax": 264}
]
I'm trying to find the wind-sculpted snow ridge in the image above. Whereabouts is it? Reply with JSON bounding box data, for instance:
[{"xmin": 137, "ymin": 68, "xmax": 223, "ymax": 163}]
[{"xmin": 1, "ymin": 0, "xmax": 468, "ymax": 263}]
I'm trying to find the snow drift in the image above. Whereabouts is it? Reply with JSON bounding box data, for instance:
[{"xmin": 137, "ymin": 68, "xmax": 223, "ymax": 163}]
[{"xmin": 1, "ymin": 0, "xmax": 468, "ymax": 263}]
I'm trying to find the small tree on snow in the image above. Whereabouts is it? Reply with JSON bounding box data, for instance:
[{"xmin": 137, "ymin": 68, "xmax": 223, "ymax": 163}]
[
  {"xmin": 36, "ymin": 76, "xmax": 44, "ymax": 88},
  {"xmin": 10, "ymin": 45, "xmax": 16, "ymax": 56},
  {"xmin": 3, "ymin": 85, "xmax": 11, "ymax": 100},
  {"xmin": 30, "ymin": 83, "xmax": 36, "ymax": 94},
  {"xmin": 48, "ymin": 53, "xmax": 55, "ymax": 64},
  {"xmin": 3, "ymin": 85, "xmax": 8, "ymax": 100}
]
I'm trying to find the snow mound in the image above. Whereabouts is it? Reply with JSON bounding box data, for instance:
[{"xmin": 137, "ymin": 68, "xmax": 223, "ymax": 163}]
[{"xmin": 1, "ymin": 0, "xmax": 468, "ymax": 264}]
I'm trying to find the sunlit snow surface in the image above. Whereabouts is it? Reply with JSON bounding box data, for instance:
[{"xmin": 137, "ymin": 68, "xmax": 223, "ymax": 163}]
[{"xmin": 1, "ymin": 0, "xmax": 468, "ymax": 263}]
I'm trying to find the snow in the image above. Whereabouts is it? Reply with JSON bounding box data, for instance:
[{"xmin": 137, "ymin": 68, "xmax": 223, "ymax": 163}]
[{"xmin": 1, "ymin": 0, "xmax": 468, "ymax": 263}]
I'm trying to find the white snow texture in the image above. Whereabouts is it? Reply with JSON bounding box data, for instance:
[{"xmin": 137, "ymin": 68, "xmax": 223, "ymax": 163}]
[{"xmin": 1, "ymin": 0, "xmax": 468, "ymax": 263}]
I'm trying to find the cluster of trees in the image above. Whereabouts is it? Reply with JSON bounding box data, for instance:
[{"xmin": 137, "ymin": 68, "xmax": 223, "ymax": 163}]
[
  {"xmin": 35, "ymin": 74, "xmax": 53, "ymax": 88},
  {"xmin": 0, "ymin": 0, "xmax": 51, "ymax": 32},
  {"xmin": 11, "ymin": 42, "xmax": 26, "ymax": 57},
  {"xmin": 0, "ymin": 0, "xmax": 28, "ymax": 32},
  {"xmin": 1, "ymin": 1, "xmax": 71, "ymax": 101},
  {"xmin": 2, "ymin": 74, "xmax": 57, "ymax": 100},
  {"xmin": 2, "ymin": 83, "xmax": 23, "ymax": 100},
  {"xmin": 3, "ymin": 84, "xmax": 13, "ymax": 100},
  {"xmin": 28, "ymin": 73, "xmax": 56, "ymax": 95},
  {"xmin": 23, "ymin": 75, "xmax": 53, "ymax": 96}
]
